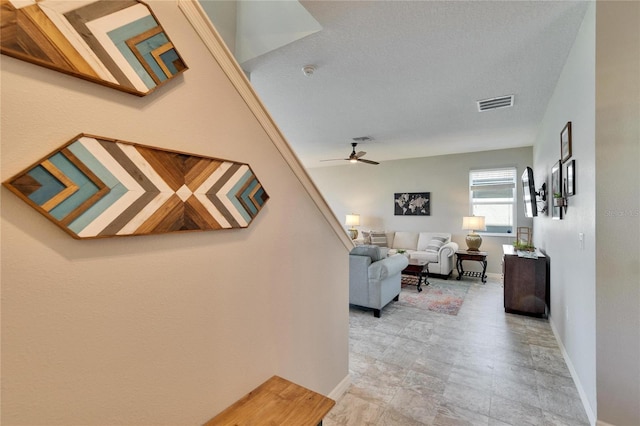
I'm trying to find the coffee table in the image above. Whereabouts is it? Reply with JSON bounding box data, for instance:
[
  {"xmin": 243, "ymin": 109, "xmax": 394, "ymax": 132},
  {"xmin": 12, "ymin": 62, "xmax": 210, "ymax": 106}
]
[{"xmin": 402, "ymin": 259, "xmax": 430, "ymax": 292}]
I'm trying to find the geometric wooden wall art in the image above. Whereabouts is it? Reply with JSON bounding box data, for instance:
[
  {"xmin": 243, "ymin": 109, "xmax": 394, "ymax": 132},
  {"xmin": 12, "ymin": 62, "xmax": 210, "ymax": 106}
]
[
  {"xmin": 2, "ymin": 134, "xmax": 269, "ymax": 238},
  {"xmin": 0, "ymin": 0, "xmax": 188, "ymax": 96}
]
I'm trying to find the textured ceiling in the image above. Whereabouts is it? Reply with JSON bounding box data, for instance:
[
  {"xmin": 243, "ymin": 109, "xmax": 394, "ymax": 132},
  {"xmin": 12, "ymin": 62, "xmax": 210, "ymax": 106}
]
[{"xmin": 239, "ymin": 1, "xmax": 589, "ymax": 168}]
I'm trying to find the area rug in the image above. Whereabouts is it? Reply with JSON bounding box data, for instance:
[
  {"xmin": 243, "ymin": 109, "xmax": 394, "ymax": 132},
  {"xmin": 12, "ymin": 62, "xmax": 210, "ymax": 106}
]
[{"xmin": 399, "ymin": 276, "xmax": 470, "ymax": 315}]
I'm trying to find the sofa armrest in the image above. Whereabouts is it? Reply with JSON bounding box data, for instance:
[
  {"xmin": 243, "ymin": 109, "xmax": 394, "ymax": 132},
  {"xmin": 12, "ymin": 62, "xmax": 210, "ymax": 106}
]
[
  {"xmin": 439, "ymin": 242, "xmax": 458, "ymax": 259},
  {"xmin": 350, "ymin": 254, "xmax": 372, "ymax": 279},
  {"xmin": 349, "ymin": 255, "xmax": 373, "ymax": 306},
  {"xmin": 368, "ymin": 254, "xmax": 409, "ymax": 280}
]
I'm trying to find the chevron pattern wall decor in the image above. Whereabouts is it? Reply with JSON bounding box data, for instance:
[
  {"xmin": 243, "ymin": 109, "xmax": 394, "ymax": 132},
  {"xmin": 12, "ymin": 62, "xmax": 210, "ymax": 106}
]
[
  {"xmin": 0, "ymin": 0, "xmax": 187, "ymax": 96},
  {"xmin": 3, "ymin": 134, "xmax": 269, "ymax": 239}
]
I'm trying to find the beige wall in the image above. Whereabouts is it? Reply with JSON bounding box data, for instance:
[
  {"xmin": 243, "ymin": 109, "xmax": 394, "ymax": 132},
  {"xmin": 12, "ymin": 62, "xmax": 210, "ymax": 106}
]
[
  {"xmin": 595, "ymin": 1, "xmax": 640, "ymax": 424},
  {"xmin": 309, "ymin": 147, "xmax": 533, "ymax": 275},
  {"xmin": 0, "ymin": 1, "xmax": 349, "ymax": 424}
]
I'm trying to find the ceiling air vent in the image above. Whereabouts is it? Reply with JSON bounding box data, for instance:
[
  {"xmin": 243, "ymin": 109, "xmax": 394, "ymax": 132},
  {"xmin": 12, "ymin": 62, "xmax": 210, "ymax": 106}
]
[{"xmin": 477, "ymin": 95, "xmax": 514, "ymax": 112}]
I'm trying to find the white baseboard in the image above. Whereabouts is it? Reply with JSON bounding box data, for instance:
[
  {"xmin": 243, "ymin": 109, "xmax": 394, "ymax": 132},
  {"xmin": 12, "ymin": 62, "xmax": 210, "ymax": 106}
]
[
  {"xmin": 596, "ymin": 421, "xmax": 615, "ymax": 426},
  {"xmin": 328, "ymin": 373, "xmax": 351, "ymax": 401},
  {"xmin": 548, "ymin": 314, "xmax": 597, "ymax": 426}
]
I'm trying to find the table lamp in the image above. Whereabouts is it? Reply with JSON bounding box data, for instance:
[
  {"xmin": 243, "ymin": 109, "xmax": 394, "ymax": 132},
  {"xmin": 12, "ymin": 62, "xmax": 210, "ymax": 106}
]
[
  {"xmin": 462, "ymin": 216, "xmax": 486, "ymax": 251},
  {"xmin": 345, "ymin": 214, "xmax": 360, "ymax": 239}
]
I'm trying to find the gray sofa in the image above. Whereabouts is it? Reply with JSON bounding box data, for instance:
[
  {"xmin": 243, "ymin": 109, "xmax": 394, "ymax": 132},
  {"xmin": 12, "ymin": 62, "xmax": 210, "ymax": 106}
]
[{"xmin": 349, "ymin": 245, "xmax": 409, "ymax": 317}]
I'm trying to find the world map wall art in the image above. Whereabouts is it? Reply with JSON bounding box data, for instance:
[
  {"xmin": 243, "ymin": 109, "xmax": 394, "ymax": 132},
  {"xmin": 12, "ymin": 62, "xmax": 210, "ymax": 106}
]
[
  {"xmin": 3, "ymin": 134, "xmax": 269, "ymax": 239},
  {"xmin": 0, "ymin": 0, "xmax": 188, "ymax": 96},
  {"xmin": 394, "ymin": 192, "xmax": 431, "ymax": 216}
]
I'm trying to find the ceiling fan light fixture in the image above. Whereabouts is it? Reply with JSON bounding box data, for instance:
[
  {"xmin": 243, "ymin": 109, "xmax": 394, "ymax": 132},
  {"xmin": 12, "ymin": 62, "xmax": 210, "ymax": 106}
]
[
  {"xmin": 352, "ymin": 136, "xmax": 373, "ymax": 143},
  {"xmin": 319, "ymin": 141, "xmax": 379, "ymax": 165}
]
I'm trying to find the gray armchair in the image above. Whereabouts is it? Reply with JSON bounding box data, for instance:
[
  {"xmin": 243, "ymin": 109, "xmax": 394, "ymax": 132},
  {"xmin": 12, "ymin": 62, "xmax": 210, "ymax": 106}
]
[{"xmin": 349, "ymin": 245, "xmax": 409, "ymax": 317}]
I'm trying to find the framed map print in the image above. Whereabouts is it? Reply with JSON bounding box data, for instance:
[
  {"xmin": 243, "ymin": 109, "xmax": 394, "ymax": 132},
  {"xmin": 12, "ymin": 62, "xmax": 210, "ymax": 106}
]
[{"xmin": 394, "ymin": 192, "xmax": 430, "ymax": 216}]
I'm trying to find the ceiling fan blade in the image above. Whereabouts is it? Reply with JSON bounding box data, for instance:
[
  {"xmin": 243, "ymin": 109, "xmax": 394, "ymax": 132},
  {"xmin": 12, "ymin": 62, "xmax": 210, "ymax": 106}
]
[
  {"xmin": 357, "ymin": 158, "xmax": 379, "ymax": 165},
  {"xmin": 320, "ymin": 142, "xmax": 378, "ymax": 164}
]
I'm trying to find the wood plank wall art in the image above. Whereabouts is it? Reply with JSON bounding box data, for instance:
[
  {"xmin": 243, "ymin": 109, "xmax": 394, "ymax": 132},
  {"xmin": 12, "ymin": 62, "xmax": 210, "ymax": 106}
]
[
  {"xmin": 3, "ymin": 134, "xmax": 269, "ymax": 239},
  {"xmin": 0, "ymin": 0, "xmax": 188, "ymax": 96}
]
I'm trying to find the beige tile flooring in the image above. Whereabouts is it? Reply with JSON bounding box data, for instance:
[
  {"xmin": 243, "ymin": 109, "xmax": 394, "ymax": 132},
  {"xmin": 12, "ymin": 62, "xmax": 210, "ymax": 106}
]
[{"xmin": 325, "ymin": 276, "xmax": 590, "ymax": 426}]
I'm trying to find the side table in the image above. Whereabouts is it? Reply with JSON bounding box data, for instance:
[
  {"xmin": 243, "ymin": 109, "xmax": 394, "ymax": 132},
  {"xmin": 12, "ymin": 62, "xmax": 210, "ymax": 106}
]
[{"xmin": 456, "ymin": 250, "xmax": 488, "ymax": 283}]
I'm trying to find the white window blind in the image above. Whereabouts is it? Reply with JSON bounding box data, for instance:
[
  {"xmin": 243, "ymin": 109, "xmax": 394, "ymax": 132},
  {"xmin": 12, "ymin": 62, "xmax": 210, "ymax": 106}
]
[{"xmin": 469, "ymin": 168, "xmax": 516, "ymax": 234}]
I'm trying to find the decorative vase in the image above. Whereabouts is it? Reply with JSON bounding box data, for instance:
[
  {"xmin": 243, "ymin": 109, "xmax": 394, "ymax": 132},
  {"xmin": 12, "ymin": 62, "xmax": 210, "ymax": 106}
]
[{"xmin": 465, "ymin": 233, "xmax": 483, "ymax": 251}]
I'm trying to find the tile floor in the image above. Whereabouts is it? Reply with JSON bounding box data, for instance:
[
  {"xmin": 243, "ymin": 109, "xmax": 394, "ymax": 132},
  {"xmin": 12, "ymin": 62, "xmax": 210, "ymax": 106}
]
[{"xmin": 325, "ymin": 275, "xmax": 590, "ymax": 426}]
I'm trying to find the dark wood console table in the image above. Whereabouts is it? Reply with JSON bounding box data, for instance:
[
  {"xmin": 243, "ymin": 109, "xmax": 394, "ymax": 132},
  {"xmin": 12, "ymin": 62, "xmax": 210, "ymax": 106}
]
[
  {"xmin": 502, "ymin": 245, "xmax": 549, "ymax": 318},
  {"xmin": 456, "ymin": 250, "xmax": 488, "ymax": 283}
]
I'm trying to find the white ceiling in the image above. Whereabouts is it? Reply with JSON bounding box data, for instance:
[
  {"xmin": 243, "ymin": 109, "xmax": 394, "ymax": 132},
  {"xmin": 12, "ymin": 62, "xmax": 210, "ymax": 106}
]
[{"xmin": 234, "ymin": 1, "xmax": 589, "ymax": 168}]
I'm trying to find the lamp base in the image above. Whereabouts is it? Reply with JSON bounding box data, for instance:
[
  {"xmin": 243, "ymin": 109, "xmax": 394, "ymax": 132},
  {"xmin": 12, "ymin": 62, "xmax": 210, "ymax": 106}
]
[
  {"xmin": 465, "ymin": 233, "xmax": 483, "ymax": 251},
  {"xmin": 348, "ymin": 228, "xmax": 358, "ymax": 240}
]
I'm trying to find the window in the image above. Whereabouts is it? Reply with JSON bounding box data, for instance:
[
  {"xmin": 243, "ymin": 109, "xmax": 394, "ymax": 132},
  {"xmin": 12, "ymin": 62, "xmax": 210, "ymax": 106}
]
[{"xmin": 469, "ymin": 168, "xmax": 516, "ymax": 235}]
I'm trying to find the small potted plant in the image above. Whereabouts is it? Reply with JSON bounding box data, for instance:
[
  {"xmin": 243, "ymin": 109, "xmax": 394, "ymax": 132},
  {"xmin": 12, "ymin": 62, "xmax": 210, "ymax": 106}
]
[
  {"xmin": 513, "ymin": 241, "xmax": 535, "ymax": 251},
  {"xmin": 553, "ymin": 192, "xmax": 566, "ymax": 207}
]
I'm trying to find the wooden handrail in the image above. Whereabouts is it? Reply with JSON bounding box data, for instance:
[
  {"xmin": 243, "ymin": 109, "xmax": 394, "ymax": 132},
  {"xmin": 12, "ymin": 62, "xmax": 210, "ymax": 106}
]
[{"xmin": 177, "ymin": 0, "xmax": 354, "ymax": 252}]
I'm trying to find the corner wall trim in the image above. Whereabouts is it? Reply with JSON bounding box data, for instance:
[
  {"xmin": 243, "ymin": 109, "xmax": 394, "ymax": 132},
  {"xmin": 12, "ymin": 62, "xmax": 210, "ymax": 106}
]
[
  {"xmin": 549, "ymin": 314, "xmax": 597, "ymax": 426},
  {"xmin": 177, "ymin": 0, "xmax": 353, "ymax": 251},
  {"xmin": 327, "ymin": 374, "xmax": 351, "ymax": 402}
]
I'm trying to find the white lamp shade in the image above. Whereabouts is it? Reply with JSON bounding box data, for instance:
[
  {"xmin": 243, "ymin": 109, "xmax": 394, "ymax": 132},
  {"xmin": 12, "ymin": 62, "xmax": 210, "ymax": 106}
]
[
  {"xmin": 462, "ymin": 216, "xmax": 486, "ymax": 232},
  {"xmin": 345, "ymin": 214, "xmax": 360, "ymax": 227}
]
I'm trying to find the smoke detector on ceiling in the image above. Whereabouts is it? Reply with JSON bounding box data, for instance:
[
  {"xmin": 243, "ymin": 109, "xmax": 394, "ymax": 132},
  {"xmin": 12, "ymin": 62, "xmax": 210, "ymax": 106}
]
[
  {"xmin": 302, "ymin": 65, "xmax": 316, "ymax": 77},
  {"xmin": 477, "ymin": 95, "xmax": 514, "ymax": 112}
]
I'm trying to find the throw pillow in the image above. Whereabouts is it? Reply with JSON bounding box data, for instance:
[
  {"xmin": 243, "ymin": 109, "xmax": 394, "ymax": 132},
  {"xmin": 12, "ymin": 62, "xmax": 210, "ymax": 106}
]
[
  {"xmin": 369, "ymin": 231, "xmax": 388, "ymax": 247},
  {"xmin": 391, "ymin": 231, "xmax": 419, "ymax": 250},
  {"xmin": 425, "ymin": 236, "xmax": 447, "ymax": 253}
]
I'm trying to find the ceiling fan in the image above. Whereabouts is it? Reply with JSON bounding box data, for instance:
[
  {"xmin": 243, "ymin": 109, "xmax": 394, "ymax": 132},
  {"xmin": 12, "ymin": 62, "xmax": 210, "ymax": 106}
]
[{"xmin": 320, "ymin": 139, "xmax": 380, "ymax": 165}]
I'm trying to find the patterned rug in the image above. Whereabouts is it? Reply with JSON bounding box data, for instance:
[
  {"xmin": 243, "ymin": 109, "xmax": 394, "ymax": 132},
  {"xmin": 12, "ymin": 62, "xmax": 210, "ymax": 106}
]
[{"xmin": 399, "ymin": 276, "xmax": 471, "ymax": 315}]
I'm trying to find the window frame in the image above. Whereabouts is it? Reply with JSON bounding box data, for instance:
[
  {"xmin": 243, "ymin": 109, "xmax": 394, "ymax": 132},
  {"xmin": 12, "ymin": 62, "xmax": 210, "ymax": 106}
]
[{"xmin": 468, "ymin": 167, "xmax": 517, "ymax": 237}]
